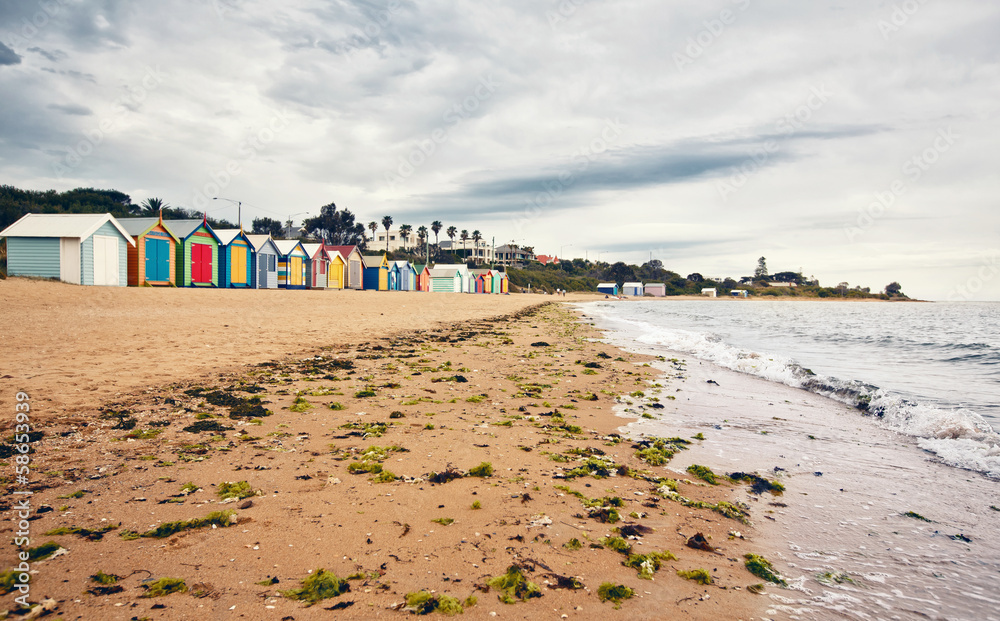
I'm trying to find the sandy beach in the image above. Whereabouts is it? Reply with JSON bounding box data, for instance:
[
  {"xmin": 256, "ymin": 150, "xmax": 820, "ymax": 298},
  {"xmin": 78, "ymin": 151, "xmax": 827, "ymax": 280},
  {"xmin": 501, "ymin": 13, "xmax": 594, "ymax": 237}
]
[{"xmin": 0, "ymin": 278, "xmax": 796, "ymax": 620}]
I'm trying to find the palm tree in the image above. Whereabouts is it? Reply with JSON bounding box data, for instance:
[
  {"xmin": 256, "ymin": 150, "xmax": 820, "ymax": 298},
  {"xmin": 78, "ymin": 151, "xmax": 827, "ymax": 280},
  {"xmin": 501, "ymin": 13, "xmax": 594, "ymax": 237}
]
[
  {"xmin": 446, "ymin": 226, "xmax": 457, "ymax": 255},
  {"xmin": 431, "ymin": 221, "xmax": 443, "ymax": 247},
  {"xmin": 416, "ymin": 225, "xmax": 428, "ymax": 249},
  {"xmin": 381, "ymin": 215, "xmax": 393, "ymax": 253},
  {"xmin": 460, "ymin": 229, "xmax": 469, "ymax": 260},
  {"xmin": 472, "ymin": 230, "xmax": 482, "ymax": 264},
  {"xmin": 368, "ymin": 221, "xmax": 378, "ymax": 247},
  {"xmin": 141, "ymin": 197, "xmax": 169, "ymax": 216},
  {"xmin": 399, "ymin": 224, "xmax": 412, "ymax": 251}
]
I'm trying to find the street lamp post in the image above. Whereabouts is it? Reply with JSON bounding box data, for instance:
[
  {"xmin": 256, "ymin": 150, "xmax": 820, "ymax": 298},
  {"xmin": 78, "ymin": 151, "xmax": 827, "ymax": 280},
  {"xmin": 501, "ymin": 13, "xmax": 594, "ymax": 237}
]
[{"xmin": 213, "ymin": 197, "xmax": 242, "ymax": 229}]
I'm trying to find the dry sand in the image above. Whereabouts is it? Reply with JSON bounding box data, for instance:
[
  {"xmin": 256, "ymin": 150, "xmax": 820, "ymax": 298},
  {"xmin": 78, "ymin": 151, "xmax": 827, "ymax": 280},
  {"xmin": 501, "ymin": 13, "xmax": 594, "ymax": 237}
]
[{"xmin": 0, "ymin": 279, "xmax": 775, "ymax": 620}]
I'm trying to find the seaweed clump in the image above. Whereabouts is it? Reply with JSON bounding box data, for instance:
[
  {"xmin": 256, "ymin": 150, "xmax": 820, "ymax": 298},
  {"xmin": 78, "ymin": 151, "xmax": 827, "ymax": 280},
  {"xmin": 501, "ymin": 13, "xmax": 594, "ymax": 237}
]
[
  {"xmin": 596, "ymin": 583, "xmax": 634, "ymax": 609},
  {"xmin": 677, "ymin": 568, "xmax": 713, "ymax": 585},
  {"xmin": 486, "ymin": 566, "xmax": 542, "ymax": 604},
  {"xmin": 467, "ymin": 462, "xmax": 494, "ymax": 477},
  {"xmin": 633, "ymin": 436, "xmax": 689, "ymax": 466},
  {"xmin": 403, "ymin": 591, "xmax": 469, "ymax": 615},
  {"xmin": 686, "ymin": 464, "xmax": 719, "ymax": 485},
  {"xmin": 44, "ymin": 524, "xmax": 118, "ymax": 541},
  {"xmin": 217, "ymin": 481, "xmax": 256, "ymax": 500},
  {"xmin": 142, "ymin": 577, "xmax": 188, "ymax": 597},
  {"xmin": 744, "ymin": 553, "xmax": 786, "ymax": 586},
  {"xmin": 280, "ymin": 569, "xmax": 350, "ymax": 606},
  {"xmin": 729, "ymin": 472, "xmax": 785, "ymax": 495},
  {"xmin": 132, "ymin": 509, "xmax": 236, "ymax": 539},
  {"xmin": 624, "ymin": 551, "xmax": 677, "ymax": 580}
]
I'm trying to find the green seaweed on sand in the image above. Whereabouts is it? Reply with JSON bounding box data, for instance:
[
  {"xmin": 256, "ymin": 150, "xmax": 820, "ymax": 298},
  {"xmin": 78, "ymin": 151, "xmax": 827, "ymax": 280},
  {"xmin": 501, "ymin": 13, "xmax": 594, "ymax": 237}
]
[
  {"xmin": 354, "ymin": 389, "xmax": 377, "ymax": 398},
  {"xmin": 744, "ymin": 553, "xmax": 786, "ymax": 586},
  {"xmin": 563, "ymin": 538, "xmax": 583, "ymax": 550},
  {"xmin": 563, "ymin": 456, "xmax": 616, "ymax": 479},
  {"xmin": 486, "ymin": 566, "xmax": 541, "ymax": 604},
  {"xmin": 624, "ymin": 551, "xmax": 677, "ymax": 579},
  {"xmin": 141, "ymin": 577, "xmax": 187, "ymax": 597},
  {"xmin": 817, "ymin": 571, "xmax": 856, "ymax": 585},
  {"xmin": 347, "ymin": 462, "xmax": 383, "ymax": 475},
  {"xmin": 431, "ymin": 517, "xmax": 454, "ymax": 526},
  {"xmin": 903, "ymin": 511, "xmax": 932, "ymax": 522},
  {"xmin": 338, "ymin": 421, "xmax": 389, "ymax": 438},
  {"xmin": 91, "ymin": 571, "xmax": 120, "ymax": 585},
  {"xmin": 136, "ymin": 509, "xmax": 236, "ymax": 538},
  {"xmin": 677, "ymin": 568, "xmax": 713, "ymax": 585},
  {"xmin": 328, "ymin": 402, "xmax": 345, "ymax": 411},
  {"xmin": 403, "ymin": 591, "xmax": 468, "ymax": 615},
  {"xmin": 289, "ymin": 396, "xmax": 313, "ymax": 412},
  {"xmin": 597, "ymin": 583, "xmax": 634, "ymax": 608},
  {"xmin": 371, "ymin": 470, "xmax": 397, "ymax": 483},
  {"xmin": 26, "ymin": 541, "xmax": 62, "ymax": 561},
  {"xmin": 217, "ymin": 481, "xmax": 255, "ymax": 500},
  {"xmin": 468, "ymin": 462, "xmax": 494, "ymax": 477},
  {"xmin": 281, "ymin": 569, "xmax": 350, "ymax": 606},
  {"xmin": 57, "ymin": 490, "xmax": 87, "ymax": 499},
  {"xmin": 228, "ymin": 396, "xmax": 272, "ymax": 419},
  {"xmin": 598, "ymin": 536, "xmax": 631, "ymax": 554},
  {"xmin": 686, "ymin": 464, "xmax": 719, "ymax": 485},
  {"xmin": 633, "ymin": 437, "xmax": 689, "ymax": 466},
  {"xmin": 729, "ymin": 472, "xmax": 785, "ymax": 495},
  {"xmin": 44, "ymin": 524, "xmax": 118, "ymax": 541}
]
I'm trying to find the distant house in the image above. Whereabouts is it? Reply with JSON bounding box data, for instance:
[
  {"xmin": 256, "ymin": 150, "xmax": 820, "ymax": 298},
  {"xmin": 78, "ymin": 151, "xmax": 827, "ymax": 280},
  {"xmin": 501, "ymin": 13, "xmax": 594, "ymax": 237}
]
[
  {"xmin": 701, "ymin": 288, "xmax": 717, "ymax": 298},
  {"xmin": 768, "ymin": 282, "xmax": 795, "ymax": 288},
  {"xmin": 535, "ymin": 254, "xmax": 560, "ymax": 265},
  {"xmin": 215, "ymin": 229, "xmax": 254, "ymax": 288},
  {"xmin": 1, "ymin": 213, "xmax": 134, "ymax": 286},
  {"xmin": 622, "ymin": 282, "xmax": 644, "ymax": 297},
  {"xmin": 119, "ymin": 216, "xmax": 179, "ymax": 287},
  {"xmin": 246, "ymin": 234, "xmax": 280, "ymax": 289},
  {"xmin": 163, "ymin": 218, "xmax": 223, "ymax": 288},
  {"xmin": 329, "ymin": 245, "xmax": 364, "ymax": 290},
  {"xmin": 731, "ymin": 289, "xmax": 749, "ymax": 298},
  {"xmin": 645, "ymin": 283, "xmax": 666, "ymax": 297},
  {"xmin": 273, "ymin": 240, "xmax": 309, "ymax": 289},
  {"xmin": 362, "ymin": 254, "xmax": 389, "ymax": 291},
  {"xmin": 597, "ymin": 283, "xmax": 618, "ymax": 296}
]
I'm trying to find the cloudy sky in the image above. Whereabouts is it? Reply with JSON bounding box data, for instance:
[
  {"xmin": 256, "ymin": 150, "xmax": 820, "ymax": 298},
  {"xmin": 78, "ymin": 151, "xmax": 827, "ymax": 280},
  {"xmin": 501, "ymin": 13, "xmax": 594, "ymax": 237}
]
[{"xmin": 1, "ymin": 0, "xmax": 998, "ymax": 300}]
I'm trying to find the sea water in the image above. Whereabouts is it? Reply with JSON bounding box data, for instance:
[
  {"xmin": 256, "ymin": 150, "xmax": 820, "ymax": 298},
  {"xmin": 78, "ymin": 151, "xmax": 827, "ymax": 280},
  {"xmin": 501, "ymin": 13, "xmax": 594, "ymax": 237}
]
[{"xmin": 576, "ymin": 300, "xmax": 1000, "ymax": 620}]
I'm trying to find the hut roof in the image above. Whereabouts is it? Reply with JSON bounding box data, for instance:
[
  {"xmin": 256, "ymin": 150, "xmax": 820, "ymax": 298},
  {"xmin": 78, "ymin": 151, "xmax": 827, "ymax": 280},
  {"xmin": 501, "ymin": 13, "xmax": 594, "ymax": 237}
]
[
  {"xmin": 213, "ymin": 229, "xmax": 249, "ymax": 245},
  {"xmin": 428, "ymin": 268, "xmax": 458, "ymax": 278},
  {"xmin": 161, "ymin": 219, "xmax": 217, "ymax": 240},
  {"xmin": 301, "ymin": 242, "xmax": 326, "ymax": 259},
  {"xmin": 273, "ymin": 239, "xmax": 306, "ymax": 256},
  {"xmin": 329, "ymin": 245, "xmax": 360, "ymax": 258},
  {"xmin": 362, "ymin": 255, "xmax": 386, "ymax": 268},
  {"xmin": 1, "ymin": 213, "xmax": 133, "ymax": 244},
  {"xmin": 245, "ymin": 234, "xmax": 278, "ymax": 252},
  {"xmin": 412, "ymin": 263, "xmax": 427, "ymax": 273}
]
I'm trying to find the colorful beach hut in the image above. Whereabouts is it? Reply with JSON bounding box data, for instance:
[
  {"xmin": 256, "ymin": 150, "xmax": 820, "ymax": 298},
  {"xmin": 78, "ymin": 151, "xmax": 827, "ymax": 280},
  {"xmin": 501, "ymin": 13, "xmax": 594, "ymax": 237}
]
[
  {"xmin": 471, "ymin": 269, "xmax": 492, "ymax": 294},
  {"xmin": 119, "ymin": 216, "xmax": 179, "ymax": 286},
  {"xmin": 273, "ymin": 240, "xmax": 309, "ymax": 289},
  {"xmin": 645, "ymin": 283, "xmax": 666, "ymax": 297},
  {"xmin": 0, "ymin": 213, "xmax": 133, "ymax": 286},
  {"xmin": 214, "ymin": 229, "xmax": 254, "ymax": 288},
  {"xmin": 329, "ymin": 245, "xmax": 364, "ymax": 290},
  {"xmin": 162, "ymin": 218, "xmax": 222, "ymax": 288},
  {"xmin": 413, "ymin": 264, "xmax": 429, "ymax": 292},
  {"xmin": 246, "ymin": 234, "xmax": 279, "ymax": 289},
  {"xmin": 432, "ymin": 263, "xmax": 472, "ymax": 292},
  {"xmin": 302, "ymin": 243, "xmax": 330, "ymax": 289},
  {"xmin": 428, "ymin": 267, "xmax": 463, "ymax": 292},
  {"xmin": 597, "ymin": 283, "xmax": 618, "ymax": 296},
  {"xmin": 389, "ymin": 261, "xmax": 417, "ymax": 291},
  {"xmin": 491, "ymin": 270, "xmax": 509, "ymax": 294},
  {"xmin": 362, "ymin": 254, "xmax": 389, "ymax": 291},
  {"xmin": 622, "ymin": 282, "xmax": 644, "ymax": 297},
  {"xmin": 325, "ymin": 247, "xmax": 345, "ymax": 290}
]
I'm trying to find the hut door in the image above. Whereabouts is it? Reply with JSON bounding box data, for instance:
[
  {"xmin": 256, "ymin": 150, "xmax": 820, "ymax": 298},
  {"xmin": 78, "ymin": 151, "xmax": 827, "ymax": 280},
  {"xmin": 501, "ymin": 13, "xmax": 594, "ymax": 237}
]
[
  {"xmin": 192, "ymin": 244, "xmax": 212, "ymax": 283},
  {"xmin": 93, "ymin": 235, "xmax": 119, "ymax": 286},
  {"xmin": 232, "ymin": 246, "xmax": 247, "ymax": 284},
  {"xmin": 146, "ymin": 238, "xmax": 169, "ymax": 281},
  {"xmin": 258, "ymin": 253, "xmax": 268, "ymax": 287}
]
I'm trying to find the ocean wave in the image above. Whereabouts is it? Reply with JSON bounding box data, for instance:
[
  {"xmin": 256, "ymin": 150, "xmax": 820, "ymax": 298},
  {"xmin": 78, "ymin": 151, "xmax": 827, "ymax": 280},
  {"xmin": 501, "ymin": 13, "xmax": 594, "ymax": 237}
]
[{"xmin": 623, "ymin": 322, "xmax": 1000, "ymax": 479}]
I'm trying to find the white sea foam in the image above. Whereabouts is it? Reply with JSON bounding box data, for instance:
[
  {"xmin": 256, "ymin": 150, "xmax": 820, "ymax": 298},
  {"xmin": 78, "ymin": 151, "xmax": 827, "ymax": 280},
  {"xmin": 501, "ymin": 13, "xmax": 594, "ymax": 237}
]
[{"xmin": 581, "ymin": 304, "xmax": 1000, "ymax": 479}]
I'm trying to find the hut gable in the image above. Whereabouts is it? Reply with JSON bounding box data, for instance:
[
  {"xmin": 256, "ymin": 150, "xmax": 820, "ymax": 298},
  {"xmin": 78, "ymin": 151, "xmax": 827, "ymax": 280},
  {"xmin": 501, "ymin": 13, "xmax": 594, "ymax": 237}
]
[{"xmin": 246, "ymin": 234, "xmax": 280, "ymax": 289}]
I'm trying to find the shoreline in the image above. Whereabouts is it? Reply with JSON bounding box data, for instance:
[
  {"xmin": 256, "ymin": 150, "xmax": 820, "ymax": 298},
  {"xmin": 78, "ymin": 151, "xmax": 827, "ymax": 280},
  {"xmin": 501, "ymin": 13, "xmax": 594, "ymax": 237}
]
[
  {"xmin": 578, "ymin": 303, "xmax": 1000, "ymax": 620},
  {"xmin": 1, "ymin": 285, "xmax": 776, "ymax": 619}
]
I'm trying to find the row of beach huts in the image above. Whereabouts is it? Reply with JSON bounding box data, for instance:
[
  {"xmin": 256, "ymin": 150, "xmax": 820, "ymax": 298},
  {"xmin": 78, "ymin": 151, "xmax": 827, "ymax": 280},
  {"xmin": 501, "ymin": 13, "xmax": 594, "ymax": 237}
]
[{"xmin": 0, "ymin": 213, "xmax": 510, "ymax": 293}]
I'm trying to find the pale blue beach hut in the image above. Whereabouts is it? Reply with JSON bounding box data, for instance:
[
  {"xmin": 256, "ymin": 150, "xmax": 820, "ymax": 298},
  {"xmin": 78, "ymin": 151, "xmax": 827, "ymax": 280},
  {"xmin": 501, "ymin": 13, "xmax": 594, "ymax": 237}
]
[{"xmin": 0, "ymin": 213, "xmax": 133, "ymax": 286}]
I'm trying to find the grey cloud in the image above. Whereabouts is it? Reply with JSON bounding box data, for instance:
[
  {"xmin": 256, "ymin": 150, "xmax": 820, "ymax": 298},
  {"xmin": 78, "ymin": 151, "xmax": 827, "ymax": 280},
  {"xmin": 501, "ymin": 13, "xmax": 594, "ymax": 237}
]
[
  {"xmin": 0, "ymin": 42, "xmax": 21, "ymax": 65},
  {"xmin": 28, "ymin": 46, "xmax": 68, "ymax": 62},
  {"xmin": 47, "ymin": 103, "xmax": 93, "ymax": 116}
]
